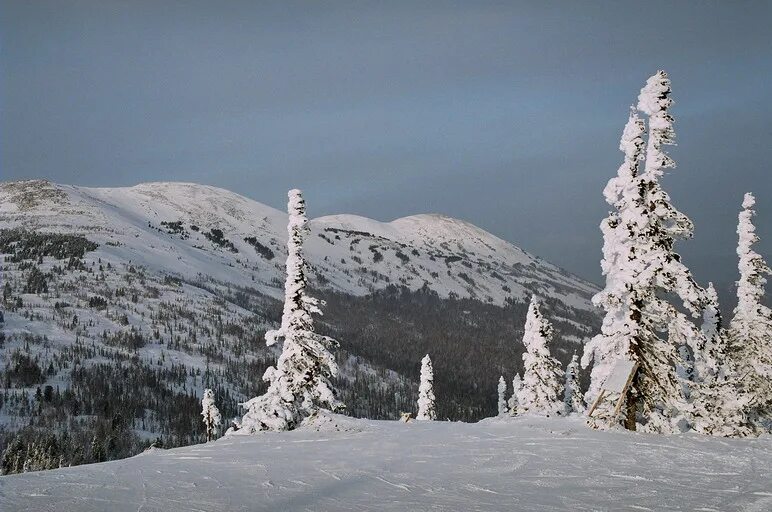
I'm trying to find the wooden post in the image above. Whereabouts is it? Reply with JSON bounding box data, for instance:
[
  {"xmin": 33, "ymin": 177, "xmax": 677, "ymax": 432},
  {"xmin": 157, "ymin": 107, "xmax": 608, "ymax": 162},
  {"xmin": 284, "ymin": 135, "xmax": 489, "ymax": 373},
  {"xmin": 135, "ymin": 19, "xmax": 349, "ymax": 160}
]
[{"xmin": 586, "ymin": 389, "xmax": 606, "ymax": 418}]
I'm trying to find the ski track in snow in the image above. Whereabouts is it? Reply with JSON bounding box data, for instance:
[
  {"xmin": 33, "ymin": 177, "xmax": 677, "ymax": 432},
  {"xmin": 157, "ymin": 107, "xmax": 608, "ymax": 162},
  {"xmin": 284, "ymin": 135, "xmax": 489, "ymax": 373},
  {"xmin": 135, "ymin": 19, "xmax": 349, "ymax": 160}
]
[{"xmin": 1, "ymin": 416, "xmax": 770, "ymax": 512}]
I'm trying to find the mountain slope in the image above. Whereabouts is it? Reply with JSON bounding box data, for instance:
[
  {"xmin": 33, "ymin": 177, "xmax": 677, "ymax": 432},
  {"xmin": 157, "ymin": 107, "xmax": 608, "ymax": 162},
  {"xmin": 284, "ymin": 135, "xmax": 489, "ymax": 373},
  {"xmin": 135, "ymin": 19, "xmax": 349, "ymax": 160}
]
[
  {"xmin": 0, "ymin": 180, "xmax": 598, "ymax": 311},
  {"xmin": 0, "ymin": 179, "xmax": 601, "ymax": 470}
]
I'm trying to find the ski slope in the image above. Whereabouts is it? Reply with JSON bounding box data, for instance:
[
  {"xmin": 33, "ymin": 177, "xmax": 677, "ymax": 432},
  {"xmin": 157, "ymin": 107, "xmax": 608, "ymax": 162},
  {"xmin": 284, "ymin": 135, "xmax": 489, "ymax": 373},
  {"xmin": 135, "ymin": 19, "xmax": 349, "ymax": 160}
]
[{"xmin": 1, "ymin": 415, "xmax": 770, "ymax": 512}]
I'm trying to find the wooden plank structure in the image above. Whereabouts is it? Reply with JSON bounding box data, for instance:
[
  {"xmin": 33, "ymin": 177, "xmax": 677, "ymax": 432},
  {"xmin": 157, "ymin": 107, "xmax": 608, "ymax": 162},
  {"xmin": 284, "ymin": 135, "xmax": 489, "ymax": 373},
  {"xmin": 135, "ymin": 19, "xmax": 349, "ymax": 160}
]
[{"xmin": 587, "ymin": 359, "xmax": 639, "ymax": 423}]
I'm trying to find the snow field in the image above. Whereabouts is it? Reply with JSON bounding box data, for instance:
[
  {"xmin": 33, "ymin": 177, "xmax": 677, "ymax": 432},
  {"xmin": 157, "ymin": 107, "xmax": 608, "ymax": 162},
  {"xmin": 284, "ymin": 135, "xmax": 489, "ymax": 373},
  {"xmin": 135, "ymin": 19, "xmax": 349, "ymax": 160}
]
[{"xmin": 1, "ymin": 415, "xmax": 770, "ymax": 512}]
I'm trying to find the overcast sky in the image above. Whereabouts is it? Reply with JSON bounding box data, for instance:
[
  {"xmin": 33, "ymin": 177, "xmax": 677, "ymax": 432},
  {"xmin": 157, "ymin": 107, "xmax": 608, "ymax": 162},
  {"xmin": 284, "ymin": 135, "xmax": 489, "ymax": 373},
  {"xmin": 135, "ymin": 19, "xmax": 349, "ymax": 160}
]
[{"xmin": 2, "ymin": 1, "xmax": 770, "ymax": 302}]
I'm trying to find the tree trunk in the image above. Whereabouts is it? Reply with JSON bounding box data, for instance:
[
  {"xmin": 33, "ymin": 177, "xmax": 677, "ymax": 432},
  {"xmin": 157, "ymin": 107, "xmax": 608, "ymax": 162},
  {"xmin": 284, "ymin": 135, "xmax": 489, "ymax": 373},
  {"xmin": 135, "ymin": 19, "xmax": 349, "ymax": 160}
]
[{"xmin": 624, "ymin": 383, "xmax": 637, "ymax": 431}]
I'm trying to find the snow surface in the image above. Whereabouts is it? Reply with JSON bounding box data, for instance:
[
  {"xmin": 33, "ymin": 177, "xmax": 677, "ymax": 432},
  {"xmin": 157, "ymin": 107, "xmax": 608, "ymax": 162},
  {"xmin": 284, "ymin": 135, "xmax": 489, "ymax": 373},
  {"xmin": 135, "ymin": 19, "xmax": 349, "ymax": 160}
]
[{"xmin": 1, "ymin": 415, "xmax": 770, "ymax": 512}]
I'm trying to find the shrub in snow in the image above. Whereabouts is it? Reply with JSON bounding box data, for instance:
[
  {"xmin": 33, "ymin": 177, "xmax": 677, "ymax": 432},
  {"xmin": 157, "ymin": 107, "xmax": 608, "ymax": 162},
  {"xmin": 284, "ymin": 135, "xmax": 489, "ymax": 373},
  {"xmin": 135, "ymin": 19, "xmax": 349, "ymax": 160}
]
[
  {"xmin": 517, "ymin": 297, "xmax": 565, "ymax": 417},
  {"xmin": 497, "ymin": 376, "xmax": 508, "ymax": 416},
  {"xmin": 201, "ymin": 388, "xmax": 222, "ymax": 442},
  {"xmin": 583, "ymin": 71, "xmax": 707, "ymax": 433},
  {"xmin": 237, "ymin": 189, "xmax": 343, "ymax": 433},
  {"xmin": 416, "ymin": 354, "xmax": 436, "ymax": 421},
  {"xmin": 729, "ymin": 193, "xmax": 772, "ymax": 430},
  {"xmin": 563, "ymin": 354, "xmax": 585, "ymax": 414},
  {"xmin": 508, "ymin": 373, "xmax": 522, "ymax": 416}
]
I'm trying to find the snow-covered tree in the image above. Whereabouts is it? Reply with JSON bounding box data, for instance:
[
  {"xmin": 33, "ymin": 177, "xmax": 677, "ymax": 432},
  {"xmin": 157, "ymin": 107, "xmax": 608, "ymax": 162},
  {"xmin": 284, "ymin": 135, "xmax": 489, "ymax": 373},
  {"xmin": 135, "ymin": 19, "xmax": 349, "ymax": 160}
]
[
  {"xmin": 508, "ymin": 373, "xmax": 522, "ymax": 416},
  {"xmin": 563, "ymin": 354, "xmax": 585, "ymax": 414},
  {"xmin": 582, "ymin": 107, "xmax": 647, "ymax": 418},
  {"xmin": 690, "ymin": 284, "xmax": 754, "ymax": 437},
  {"xmin": 416, "ymin": 354, "xmax": 436, "ymax": 421},
  {"xmin": 582, "ymin": 71, "xmax": 705, "ymax": 433},
  {"xmin": 671, "ymin": 315, "xmax": 698, "ymax": 398},
  {"xmin": 238, "ymin": 189, "xmax": 343, "ymax": 433},
  {"xmin": 517, "ymin": 297, "xmax": 565, "ymax": 416},
  {"xmin": 690, "ymin": 283, "xmax": 754, "ymax": 437},
  {"xmin": 690, "ymin": 381, "xmax": 753, "ymax": 437},
  {"xmin": 201, "ymin": 388, "xmax": 222, "ymax": 442},
  {"xmin": 732, "ymin": 193, "xmax": 771, "ymax": 333},
  {"xmin": 729, "ymin": 192, "xmax": 771, "ymax": 428},
  {"xmin": 696, "ymin": 283, "xmax": 726, "ymax": 383},
  {"xmin": 497, "ymin": 376, "xmax": 508, "ymax": 416}
]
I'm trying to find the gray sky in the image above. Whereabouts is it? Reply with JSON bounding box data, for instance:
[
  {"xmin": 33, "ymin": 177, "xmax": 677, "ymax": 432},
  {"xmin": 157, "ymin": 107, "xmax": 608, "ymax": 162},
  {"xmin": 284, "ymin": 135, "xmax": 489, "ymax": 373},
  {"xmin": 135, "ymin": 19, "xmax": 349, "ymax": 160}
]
[{"xmin": 2, "ymin": 1, "xmax": 770, "ymax": 303}]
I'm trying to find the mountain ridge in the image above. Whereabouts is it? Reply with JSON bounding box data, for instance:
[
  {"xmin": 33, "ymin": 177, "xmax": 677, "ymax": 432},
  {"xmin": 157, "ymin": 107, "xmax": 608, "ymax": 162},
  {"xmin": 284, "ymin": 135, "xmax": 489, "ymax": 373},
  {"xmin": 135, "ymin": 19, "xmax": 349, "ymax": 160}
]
[{"xmin": 0, "ymin": 179, "xmax": 598, "ymax": 312}]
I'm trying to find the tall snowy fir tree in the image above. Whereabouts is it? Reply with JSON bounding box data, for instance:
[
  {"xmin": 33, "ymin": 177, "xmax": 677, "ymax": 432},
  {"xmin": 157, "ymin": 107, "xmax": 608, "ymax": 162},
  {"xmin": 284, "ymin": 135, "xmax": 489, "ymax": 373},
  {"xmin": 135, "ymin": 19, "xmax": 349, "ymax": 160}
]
[
  {"xmin": 416, "ymin": 354, "xmax": 436, "ymax": 421},
  {"xmin": 508, "ymin": 374, "xmax": 522, "ymax": 416},
  {"xmin": 729, "ymin": 192, "xmax": 771, "ymax": 429},
  {"xmin": 237, "ymin": 189, "xmax": 342, "ymax": 433},
  {"xmin": 517, "ymin": 298, "xmax": 565, "ymax": 416},
  {"xmin": 201, "ymin": 388, "xmax": 222, "ymax": 442},
  {"xmin": 582, "ymin": 108, "xmax": 646, "ymax": 420},
  {"xmin": 497, "ymin": 376, "xmax": 508, "ymax": 416},
  {"xmin": 582, "ymin": 71, "xmax": 706, "ymax": 433},
  {"xmin": 563, "ymin": 354, "xmax": 585, "ymax": 414}
]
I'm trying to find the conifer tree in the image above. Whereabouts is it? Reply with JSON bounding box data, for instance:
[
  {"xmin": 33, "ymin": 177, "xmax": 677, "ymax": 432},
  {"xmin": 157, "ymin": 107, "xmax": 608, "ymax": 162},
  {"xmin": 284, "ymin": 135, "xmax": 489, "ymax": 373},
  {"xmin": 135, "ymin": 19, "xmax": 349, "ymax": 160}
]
[
  {"xmin": 583, "ymin": 71, "xmax": 705, "ymax": 433},
  {"xmin": 582, "ymin": 108, "xmax": 646, "ymax": 414},
  {"xmin": 671, "ymin": 315, "xmax": 698, "ymax": 398},
  {"xmin": 508, "ymin": 373, "xmax": 522, "ymax": 416},
  {"xmin": 238, "ymin": 189, "xmax": 342, "ymax": 433},
  {"xmin": 416, "ymin": 354, "xmax": 436, "ymax": 421},
  {"xmin": 563, "ymin": 354, "xmax": 585, "ymax": 414},
  {"xmin": 497, "ymin": 376, "xmax": 508, "ymax": 416},
  {"xmin": 201, "ymin": 388, "xmax": 222, "ymax": 442},
  {"xmin": 729, "ymin": 193, "xmax": 771, "ymax": 428},
  {"xmin": 517, "ymin": 297, "xmax": 565, "ymax": 416},
  {"xmin": 690, "ymin": 283, "xmax": 753, "ymax": 437},
  {"xmin": 696, "ymin": 283, "xmax": 726, "ymax": 382}
]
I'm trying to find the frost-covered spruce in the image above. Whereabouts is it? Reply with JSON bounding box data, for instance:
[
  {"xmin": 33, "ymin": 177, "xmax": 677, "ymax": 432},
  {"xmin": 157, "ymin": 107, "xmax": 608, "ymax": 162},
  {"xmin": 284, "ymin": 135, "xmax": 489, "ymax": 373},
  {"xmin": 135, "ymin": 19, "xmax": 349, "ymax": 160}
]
[
  {"xmin": 729, "ymin": 193, "xmax": 772, "ymax": 427},
  {"xmin": 201, "ymin": 388, "xmax": 222, "ymax": 442},
  {"xmin": 416, "ymin": 354, "xmax": 436, "ymax": 421},
  {"xmin": 636, "ymin": 72, "xmax": 705, "ymax": 319},
  {"xmin": 675, "ymin": 284, "xmax": 723, "ymax": 401},
  {"xmin": 582, "ymin": 72, "xmax": 705, "ymax": 433},
  {"xmin": 563, "ymin": 354, "xmax": 585, "ymax": 414},
  {"xmin": 690, "ymin": 382, "xmax": 753, "ymax": 437},
  {"xmin": 690, "ymin": 284, "xmax": 754, "ymax": 437},
  {"xmin": 671, "ymin": 315, "xmax": 698, "ymax": 398},
  {"xmin": 238, "ymin": 189, "xmax": 342, "ymax": 433},
  {"xmin": 508, "ymin": 373, "xmax": 522, "ymax": 416},
  {"xmin": 497, "ymin": 376, "xmax": 508, "ymax": 416},
  {"xmin": 697, "ymin": 283, "xmax": 727, "ymax": 383},
  {"xmin": 582, "ymin": 108, "xmax": 647, "ymax": 420},
  {"xmin": 517, "ymin": 298, "xmax": 565, "ymax": 416}
]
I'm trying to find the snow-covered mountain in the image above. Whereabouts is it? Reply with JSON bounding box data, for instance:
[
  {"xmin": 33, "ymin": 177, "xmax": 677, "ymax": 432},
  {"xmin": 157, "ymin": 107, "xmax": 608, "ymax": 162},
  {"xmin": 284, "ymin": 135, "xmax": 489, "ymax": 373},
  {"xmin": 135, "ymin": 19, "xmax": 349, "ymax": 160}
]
[
  {"xmin": 0, "ymin": 180, "xmax": 597, "ymax": 310},
  {"xmin": 0, "ymin": 179, "xmax": 600, "ymax": 468}
]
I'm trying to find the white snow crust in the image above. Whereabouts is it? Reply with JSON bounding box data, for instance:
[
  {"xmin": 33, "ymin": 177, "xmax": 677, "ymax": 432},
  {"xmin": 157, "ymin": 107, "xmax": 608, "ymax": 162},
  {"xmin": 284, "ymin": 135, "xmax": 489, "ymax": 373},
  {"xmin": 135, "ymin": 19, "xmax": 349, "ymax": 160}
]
[{"xmin": 1, "ymin": 415, "xmax": 770, "ymax": 512}]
